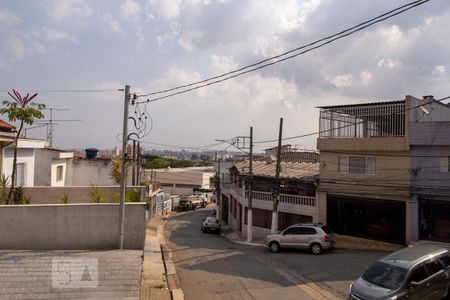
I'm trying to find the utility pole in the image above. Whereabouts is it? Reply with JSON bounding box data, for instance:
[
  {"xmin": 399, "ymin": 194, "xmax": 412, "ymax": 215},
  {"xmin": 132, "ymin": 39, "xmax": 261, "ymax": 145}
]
[
  {"xmin": 119, "ymin": 85, "xmax": 130, "ymax": 249},
  {"xmin": 271, "ymin": 118, "xmax": 283, "ymax": 234},
  {"xmin": 247, "ymin": 126, "xmax": 254, "ymax": 242},
  {"xmin": 216, "ymin": 156, "xmax": 221, "ymax": 219},
  {"xmin": 136, "ymin": 142, "xmax": 141, "ymax": 184},
  {"xmin": 132, "ymin": 140, "xmax": 136, "ymax": 186}
]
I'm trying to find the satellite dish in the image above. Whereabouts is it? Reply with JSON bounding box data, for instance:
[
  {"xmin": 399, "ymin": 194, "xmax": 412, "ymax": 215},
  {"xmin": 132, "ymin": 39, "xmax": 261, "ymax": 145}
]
[
  {"xmin": 420, "ymin": 105, "xmax": 431, "ymax": 115},
  {"xmin": 270, "ymin": 155, "xmax": 277, "ymax": 161}
]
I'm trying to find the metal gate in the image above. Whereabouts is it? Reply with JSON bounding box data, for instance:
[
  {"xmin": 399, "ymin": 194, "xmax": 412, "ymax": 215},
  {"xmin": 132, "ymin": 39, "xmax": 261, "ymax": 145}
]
[{"xmin": 419, "ymin": 198, "xmax": 450, "ymax": 242}]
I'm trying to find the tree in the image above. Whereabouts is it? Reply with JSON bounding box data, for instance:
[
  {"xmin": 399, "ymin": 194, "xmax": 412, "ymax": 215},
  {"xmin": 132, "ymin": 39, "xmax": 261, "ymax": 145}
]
[{"xmin": 0, "ymin": 90, "xmax": 45, "ymax": 204}]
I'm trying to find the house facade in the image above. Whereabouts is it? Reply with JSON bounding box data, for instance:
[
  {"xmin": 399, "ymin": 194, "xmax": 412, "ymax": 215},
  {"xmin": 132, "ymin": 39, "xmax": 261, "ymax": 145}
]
[
  {"xmin": 2, "ymin": 138, "xmax": 74, "ymax": 187},
  {"xmin": 317, "ymin": 95, "xmax": 450, "ymax": 244},
  {"xmin": 221, "ymin": 153, "xmax": 319, "ymax": 239}
]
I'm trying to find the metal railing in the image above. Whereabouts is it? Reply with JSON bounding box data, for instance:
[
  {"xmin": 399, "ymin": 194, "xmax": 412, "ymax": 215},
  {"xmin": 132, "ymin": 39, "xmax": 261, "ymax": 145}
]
[{"xmin": 245, "ymin": 190, "xmax": 316, "ymax": 207}]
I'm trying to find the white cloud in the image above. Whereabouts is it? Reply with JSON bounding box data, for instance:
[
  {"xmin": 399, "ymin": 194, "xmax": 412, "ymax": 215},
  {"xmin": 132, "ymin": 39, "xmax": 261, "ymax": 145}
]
[
  {"xmin": 47, "ymin": 0, "xmax": 93, "ymax": 22},
  {"xmin": 102, "ymin": 14, "xmax": 123, "ymax": 33},
  {"xmin": 377, "ymin": 58, "xmax": 402, "ymax": 69},
  {"xmin": 42, "ymin": 27, "xmax": 77, "ymax": 43},
  {"xmin": 121, "ymin": 0, "xmax": 141, "ymax": 19},
  {"xmin": 146, "ymin": 0, "xmax": 183, "ymax": 21},
  {"xmin": 5, "ymin": 36, "xmax": 26, "ymax": 58},
  {"xmin": 178, "ymin": 30, "xmax": 203, "ymax": 51},
  {"xmin": 329, "ymin": 74, "xmax": 354, "ymax": 88},
  {"xmin": 360, "ymin": 71, "xmax": 372, "ymax": 86},
  {"xmin": 0, "ymin": 10, "xmax": 20, "ymax": 27},
  {"xmin": 432, "ymin": 65, "xmax": 446, "ymax": 76}
]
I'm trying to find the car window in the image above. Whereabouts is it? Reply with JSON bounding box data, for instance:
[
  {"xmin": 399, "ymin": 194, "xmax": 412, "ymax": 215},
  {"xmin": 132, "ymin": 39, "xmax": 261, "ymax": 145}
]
[
  {"xmin": 362, "ymin": 261, "xmax": 408, "ymax": 290},
  {"xmin": 298, "ymin": 227, "xmax": 316, "ymax": 235},
  {"xmin": 439, "ymin": 255, "xmax": 450, "ymax": 268},
  {"xmin": 283, "ymin": 227, "xmax": 300, "ymax": 235},
  {"xmin": 408, "ymin": 265, "xmax": 428, "ymax": 283},
  {"xmin": 321, "ymin": 225, "xmax": 333, "ymax": 234},
  {"xmin": 425, "ymin": 260, "xmax": 443, "ymax": 276}
]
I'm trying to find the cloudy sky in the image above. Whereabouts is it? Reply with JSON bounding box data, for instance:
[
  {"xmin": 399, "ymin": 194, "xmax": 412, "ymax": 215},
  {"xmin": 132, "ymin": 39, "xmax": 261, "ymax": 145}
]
[{"xmin": 1, "ymin": 0, "xmax": 449, "ymax": 152}]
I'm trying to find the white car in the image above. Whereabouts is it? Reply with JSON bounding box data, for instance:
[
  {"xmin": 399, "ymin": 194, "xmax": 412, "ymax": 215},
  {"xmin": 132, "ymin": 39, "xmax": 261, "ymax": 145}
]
[{"xmin": 265, "ymin": 223, "xmax": 335, "ymax": 255}]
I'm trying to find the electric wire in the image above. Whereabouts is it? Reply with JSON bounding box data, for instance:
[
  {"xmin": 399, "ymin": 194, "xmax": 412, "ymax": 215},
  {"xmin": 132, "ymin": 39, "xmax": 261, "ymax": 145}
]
[{"xmin": 136, "ymin": 0, "xmax": 430, "ymax": 103}]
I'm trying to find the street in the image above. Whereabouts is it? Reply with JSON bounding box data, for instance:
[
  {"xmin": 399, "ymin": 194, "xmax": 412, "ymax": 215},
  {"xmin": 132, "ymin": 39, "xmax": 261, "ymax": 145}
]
[{"xmin": 163, "ymin": 208, "xmax": 388, "ymax": 300}]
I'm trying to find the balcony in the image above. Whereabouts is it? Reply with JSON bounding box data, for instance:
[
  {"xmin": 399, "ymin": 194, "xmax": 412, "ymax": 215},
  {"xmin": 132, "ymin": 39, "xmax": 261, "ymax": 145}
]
[
  {"xmin": 317, "ymin": 101, "xmax": 409, "ymax": 152},
  {"xmin": 245, "ymin": 191, "xmax": 316, "ymax": 207}
]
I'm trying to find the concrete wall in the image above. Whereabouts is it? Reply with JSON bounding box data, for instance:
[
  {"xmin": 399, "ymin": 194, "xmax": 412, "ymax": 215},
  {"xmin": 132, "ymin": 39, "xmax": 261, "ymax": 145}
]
[
  {"xmin": 23, "ymin": 186, "xmax": 146, "ymax": 204},
  {"xmin": 0, "ymin": 203, "xmax": 146, "ymax": 250},
  {"xmin": 66, "ymin": 159, "xmax": 118, "ymax": 186}
]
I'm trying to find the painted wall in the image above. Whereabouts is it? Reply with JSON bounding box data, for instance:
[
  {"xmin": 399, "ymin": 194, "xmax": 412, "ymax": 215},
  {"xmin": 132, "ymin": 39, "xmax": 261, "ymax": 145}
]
[
  {"xmin": 2, "ymin": 148, "xmax": 35, "ymax": 187},
  {"xmin": 0, "ymin": 203, "xmax": 146, "ymax": 250},
  {"xmin": 66, "ymin": 158, "xmax": 116, "ymax": 186}
]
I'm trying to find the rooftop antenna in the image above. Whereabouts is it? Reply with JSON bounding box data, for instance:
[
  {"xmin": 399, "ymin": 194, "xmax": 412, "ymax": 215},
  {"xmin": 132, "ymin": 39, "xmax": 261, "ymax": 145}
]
[{"xmin": 33, "ymin": 108, "xmax": 81, "ymax": 147}]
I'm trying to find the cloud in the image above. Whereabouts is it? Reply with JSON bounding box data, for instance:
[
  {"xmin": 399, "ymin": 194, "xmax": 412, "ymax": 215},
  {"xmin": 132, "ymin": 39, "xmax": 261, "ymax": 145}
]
[
  {"xmin": 0, "ymin": 10, "xmax": 20, "ymax": 27},
  {"xmin": 121, "ymin": 0, "xmax": 141, "ymax": 19},
  {"xmin": 360, "ymin": 72, "xmax": 372, "ymax": 86},
  {"xmin": 432, "ymin": 65, "xmax": 446, "ymax": 76},
  {"xmin": 329, "ymin": 74, "xmax": 354, "ymax": 88},
  {"xmin": 377, "ymin": 58, "xmax": 402, "ymax": 69},
  {"xmin": 47, "ymin": 0, "xmax": 93, "ymax": 22},
  {"xmin": 42, "ymin": 27, "xmax": 77, "ymax": 43},
  {"xmin": 5, "ymin": 36, "xmax": 26, "ymax": 58},
  {"xmin": 146, "ymin": 0, "xmax": 183, "ymax": 21},
  {"xmin": 102, "ymin": 14, "xmax": 123, "ymax": 33},
  {"xmin": 178, "ymin": 30, "xmax": 203, "ymax": 51}
]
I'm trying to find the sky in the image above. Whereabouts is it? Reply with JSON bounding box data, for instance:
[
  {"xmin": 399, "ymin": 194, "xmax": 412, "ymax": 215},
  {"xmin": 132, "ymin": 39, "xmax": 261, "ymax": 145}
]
[{"xmin": 0, "ymin": 0, "xmax": 449, "ymax": 153}]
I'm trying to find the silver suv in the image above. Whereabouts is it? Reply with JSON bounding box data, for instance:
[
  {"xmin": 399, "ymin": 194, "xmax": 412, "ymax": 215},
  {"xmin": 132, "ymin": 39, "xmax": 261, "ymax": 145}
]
[
  {"xmin": 265, "ymin": 223, "xmax": 335, "ymax": 255},
  {"xmin": 350, "ymin": 244, "xmax": 450, "ymax": 300}
]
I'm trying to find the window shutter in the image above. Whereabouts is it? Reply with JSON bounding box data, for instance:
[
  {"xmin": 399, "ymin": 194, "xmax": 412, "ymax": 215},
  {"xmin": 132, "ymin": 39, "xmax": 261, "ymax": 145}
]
[
  {"xmin": 367, "ymin": 157, "xmax": 376, "ymax": 175},
  {"xmin": 338, "ymin": 156, "xmax": 348, "ymax": 173},
  {"xmin": 440, "ymin": 157, "xmax": 449, "ymax": 173}
]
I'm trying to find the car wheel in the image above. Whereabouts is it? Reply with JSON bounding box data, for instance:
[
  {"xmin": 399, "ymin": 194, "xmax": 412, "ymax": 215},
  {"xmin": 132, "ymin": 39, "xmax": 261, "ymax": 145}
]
[
  {"xmin": 269, "ymin": 242, "xmax": 280, "ymax": 253},
  {"xmin": 310, "ymin": 243, "xmax": 322, "ymax": 255}
]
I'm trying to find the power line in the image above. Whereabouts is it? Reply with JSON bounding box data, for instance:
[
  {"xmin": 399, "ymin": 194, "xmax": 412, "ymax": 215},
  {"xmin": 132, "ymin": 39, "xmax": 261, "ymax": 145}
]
[
  {"xmin": 136, "ymin": 0, "xmax": 430, "ymax": 103},
  {"xmin": 1, "ymin": 89, "xmax": 122, "ymax": 93}
]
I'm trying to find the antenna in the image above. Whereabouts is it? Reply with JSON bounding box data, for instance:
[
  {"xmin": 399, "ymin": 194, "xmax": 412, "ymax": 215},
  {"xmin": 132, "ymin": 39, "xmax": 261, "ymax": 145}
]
[{"xmin": 31, "ymin": 107, "xmax": 81, "ymax": 147}]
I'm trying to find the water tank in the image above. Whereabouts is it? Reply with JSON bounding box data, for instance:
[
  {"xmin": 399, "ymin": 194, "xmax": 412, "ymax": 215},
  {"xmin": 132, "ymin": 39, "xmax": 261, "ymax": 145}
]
[{"xmin": 85, "ymin": 148, "xmax": 99, "ymax": 159}]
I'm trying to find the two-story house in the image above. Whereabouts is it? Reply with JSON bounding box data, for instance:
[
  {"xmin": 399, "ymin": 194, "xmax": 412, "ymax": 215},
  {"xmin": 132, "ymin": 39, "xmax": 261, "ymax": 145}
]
[
  {"xmin": 317, "ymin": 95, "xmax": 450, "ymax": 245},
  {"xmin": 221, "ymin": 152, "xmax": 319, "ymax": 239}
]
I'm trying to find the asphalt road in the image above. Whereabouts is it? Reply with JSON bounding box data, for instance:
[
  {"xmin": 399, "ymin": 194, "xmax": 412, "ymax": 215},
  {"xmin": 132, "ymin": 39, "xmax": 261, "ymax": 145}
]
[{"xmin": 163, "ymin": 208, "xmax": 388, "ymax": 300}]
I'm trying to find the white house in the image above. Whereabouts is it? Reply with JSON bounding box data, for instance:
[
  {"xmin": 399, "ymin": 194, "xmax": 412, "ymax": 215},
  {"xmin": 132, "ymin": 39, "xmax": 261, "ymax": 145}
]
[{"xmin": 2, "ymin": 138, "xmax": 74, "ymax": 187}]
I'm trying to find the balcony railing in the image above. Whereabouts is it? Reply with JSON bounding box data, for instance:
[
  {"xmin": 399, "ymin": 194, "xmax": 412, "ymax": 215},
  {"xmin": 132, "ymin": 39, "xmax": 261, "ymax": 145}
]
[
  {"xmin": 319, "ymin": 102, "xmax": 406, "ymax": 138},
  {"xmin": 245, "ymin": 191, "xmax": 316, "ymax": 207}
]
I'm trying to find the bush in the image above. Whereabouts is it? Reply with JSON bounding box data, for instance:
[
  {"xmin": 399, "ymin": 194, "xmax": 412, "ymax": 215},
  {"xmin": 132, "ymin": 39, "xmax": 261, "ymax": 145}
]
[
  {"xmin": 59, "ymin": 193, "xmax": 70, "ymax": 204},
  {"xmin": 90, "ymin": 186, "xmax": 106, "ymax": 203}
]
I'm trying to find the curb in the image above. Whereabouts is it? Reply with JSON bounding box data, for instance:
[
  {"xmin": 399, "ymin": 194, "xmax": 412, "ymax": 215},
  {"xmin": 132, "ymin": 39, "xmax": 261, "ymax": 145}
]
[
  {"xmin": 158, "ymin": 216, "xmax": 185, "ymax": 300},
  {"xmin": 220, "ymin": 232, "xmax": 268, "ymax": 248}
]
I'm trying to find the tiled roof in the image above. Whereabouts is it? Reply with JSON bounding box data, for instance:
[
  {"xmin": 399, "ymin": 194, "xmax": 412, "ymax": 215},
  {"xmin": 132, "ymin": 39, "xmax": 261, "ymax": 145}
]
[
  {"xmin": 0, "ymin": 120, "xmax": 15, "ymax": 131},
  {"xmin": 234, "ymin": 160, "xmax": 319, "ymax": 179}
]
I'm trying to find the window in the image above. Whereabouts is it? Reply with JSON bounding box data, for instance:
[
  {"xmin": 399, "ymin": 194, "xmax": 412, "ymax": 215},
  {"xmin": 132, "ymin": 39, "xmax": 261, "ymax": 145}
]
[
  {"xmin": 362, "ymin": 262, "xmax": 408, "ymax": 290},
  {"xmin": 439, "ymin": 255, "xmax": 450, "ymax": 268},
  {"xmin": 15, "ymin": 163, "xmax": 26, "ymax": 186},
  {"xmin": 56, "ymin": 166, "xmax": 64, "ymax": 182},
  {"xmin": 408, "ymin": 265, "xmax": 428, "ymax": 283},
  {"xmin": 339, "ymin": 155, "xmax": 376, "ymax": 175},
  {"xmin": 283, "ymin": 227, "xmax": 300, "ymax": 235},
  {"xmin": 439, "ymin": 157, "xmax": 450, "ymax": 172},
  {"xmin": 425, "ymin": 260, "xmax": 443, "ymax": 276},
  {"xmin": 298, "ymin": 227, "xmax": 317, "ymax": 235}
]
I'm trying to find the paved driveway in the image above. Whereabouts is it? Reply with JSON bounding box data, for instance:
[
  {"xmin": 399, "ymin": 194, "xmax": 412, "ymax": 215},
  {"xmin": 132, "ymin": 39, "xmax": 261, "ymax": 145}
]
[
  {"xmin": 0, "ymin": 250, "xmax": 142, "ymax": 299},
  {"xmin": 163, "ymin": 208, "xmax": 389, "ymax": 299}
]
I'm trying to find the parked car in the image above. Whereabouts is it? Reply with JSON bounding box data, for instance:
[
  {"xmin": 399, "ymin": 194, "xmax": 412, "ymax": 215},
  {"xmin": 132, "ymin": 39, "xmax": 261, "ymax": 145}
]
[
  {"xmin": 264, "ymin": 223, "xmax": 335, "ymax": 255},
  {"xmin": 201, "ymin": 217, "xmax": 221, "ymax": 234},
  {"xmin": 349, "ymin": 244, "xmax": 450, "ymax": 300}
]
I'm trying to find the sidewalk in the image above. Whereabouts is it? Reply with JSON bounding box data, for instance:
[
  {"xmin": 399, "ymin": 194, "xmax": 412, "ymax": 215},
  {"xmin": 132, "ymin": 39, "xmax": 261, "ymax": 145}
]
[{"xmin": 141, "ymin": 214, "xmax": 171, "ymax": 300}]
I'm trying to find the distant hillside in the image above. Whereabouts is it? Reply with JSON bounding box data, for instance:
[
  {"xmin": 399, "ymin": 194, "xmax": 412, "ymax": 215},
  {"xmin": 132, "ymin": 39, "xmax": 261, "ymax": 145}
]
[{"xmin": 142, "ymin": 155, "xmax": 212, "ymax": 169}]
